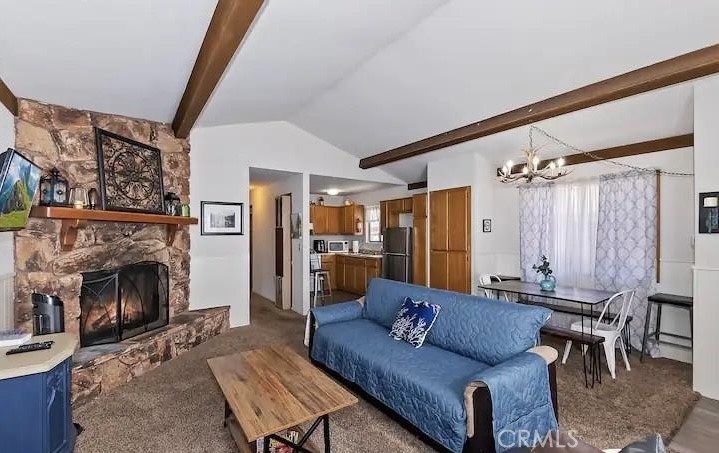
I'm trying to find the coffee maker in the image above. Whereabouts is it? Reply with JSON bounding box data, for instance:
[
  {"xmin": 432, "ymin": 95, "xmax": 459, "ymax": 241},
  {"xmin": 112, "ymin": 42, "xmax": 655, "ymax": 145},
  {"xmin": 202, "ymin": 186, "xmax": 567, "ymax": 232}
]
[
  {"xmin": 313, "ymin": 239, "xmax": 327, "ymax": 253},
  {"xmin": 32, "ymin": 292, "xmax": 65, "ymax": 335}
]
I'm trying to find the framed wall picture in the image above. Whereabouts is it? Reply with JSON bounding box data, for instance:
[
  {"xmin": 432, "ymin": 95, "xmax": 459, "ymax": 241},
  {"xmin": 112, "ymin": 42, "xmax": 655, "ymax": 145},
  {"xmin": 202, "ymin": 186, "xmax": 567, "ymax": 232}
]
[
  {"xmin": 95, "ymin": 128, "xmax": 165, "ymax": 213},
  {"xmin": 699, "ymin": 192, "xmax": 719, "ymax": 234},
  {"xmin": 0, "ymin": 148, "xmax": 42, "ymax": 231},
  {"xmin": 201, "ymin": 201, "xmax": 244, "ymax": 235},
  {"xmin": 482, "ymin": 218, "xmax": 492, "ymax": 233}
]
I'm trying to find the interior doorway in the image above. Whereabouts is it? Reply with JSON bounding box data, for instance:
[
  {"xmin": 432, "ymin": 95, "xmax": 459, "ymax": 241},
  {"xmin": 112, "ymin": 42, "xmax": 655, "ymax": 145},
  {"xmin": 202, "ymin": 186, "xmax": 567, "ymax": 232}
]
[{"xmin": 249, "ymin": 167, "xmax": 303, "ymax": 317}]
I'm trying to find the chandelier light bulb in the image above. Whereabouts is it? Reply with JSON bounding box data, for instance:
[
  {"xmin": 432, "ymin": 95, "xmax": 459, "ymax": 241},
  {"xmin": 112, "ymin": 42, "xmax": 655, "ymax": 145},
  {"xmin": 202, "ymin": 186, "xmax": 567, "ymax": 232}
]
[
  {"xmin": 506, "ymin": 160, "xmax": 514, "ymax": 169},
  {"xmin": 548, "ymin": 161, "xmax": 556, "ymax": 170},
  {"xmin": 557, "ymin": 157, "xmax": 565, "ymax": 167},
  {"xmin": 502, "ymin": 165, "xmax": 509, "ymax": 175},
  {"xmin": 522, "ymin": 166, "xmax": 529, "ymax": 175}
]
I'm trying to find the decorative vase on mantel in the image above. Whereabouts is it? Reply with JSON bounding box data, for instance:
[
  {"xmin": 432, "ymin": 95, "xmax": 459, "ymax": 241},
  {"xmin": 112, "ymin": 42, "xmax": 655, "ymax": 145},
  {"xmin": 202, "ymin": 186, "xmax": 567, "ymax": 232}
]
[{"xmin": 532, "ymin": 255, "xmax": 556, "ymax": 292}]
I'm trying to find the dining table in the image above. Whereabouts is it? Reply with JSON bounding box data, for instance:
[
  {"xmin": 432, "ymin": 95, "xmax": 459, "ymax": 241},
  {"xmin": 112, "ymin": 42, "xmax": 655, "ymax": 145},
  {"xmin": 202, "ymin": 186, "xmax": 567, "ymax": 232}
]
[{"xmin": 477, "ymin": 280, "xmax": 618, "ymax": 387}]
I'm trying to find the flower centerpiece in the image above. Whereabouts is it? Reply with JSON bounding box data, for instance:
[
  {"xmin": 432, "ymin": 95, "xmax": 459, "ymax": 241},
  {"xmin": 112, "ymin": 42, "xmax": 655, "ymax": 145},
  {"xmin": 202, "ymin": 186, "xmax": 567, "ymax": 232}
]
[{"xmin": 532, "ymin": 255, "xmax": 556, "ymax": 291}]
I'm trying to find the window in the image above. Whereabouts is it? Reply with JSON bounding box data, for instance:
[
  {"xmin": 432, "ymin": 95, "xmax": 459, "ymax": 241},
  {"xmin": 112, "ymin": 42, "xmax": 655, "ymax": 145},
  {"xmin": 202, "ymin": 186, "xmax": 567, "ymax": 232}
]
[
  {"xmin": 365, "ymin": 205, "xmax": 382, "ymax": 242},
  {"xmin": 519, "ymin": 180, "xmax": 599, "ymax": 289}
]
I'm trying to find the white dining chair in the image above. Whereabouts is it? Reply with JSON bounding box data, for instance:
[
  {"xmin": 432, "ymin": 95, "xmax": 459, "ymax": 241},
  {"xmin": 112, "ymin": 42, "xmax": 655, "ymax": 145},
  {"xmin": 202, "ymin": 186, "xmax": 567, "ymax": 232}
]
[
  {"xmin": 479, "ymin": 274, "xmax": 509, "ymax": 301},
  {"xmin": 562, "ymin": 289, "xmax": 636, "ymax": 379}
]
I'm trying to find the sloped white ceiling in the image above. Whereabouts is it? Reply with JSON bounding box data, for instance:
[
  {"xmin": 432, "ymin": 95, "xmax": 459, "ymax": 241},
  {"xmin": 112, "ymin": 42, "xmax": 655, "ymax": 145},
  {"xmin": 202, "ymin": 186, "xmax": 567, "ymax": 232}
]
[
  {"xmin": 0, "ymin": 0, "xmax": 716, "ymax": 183},
  {"xmin": 289, "ymin": 0, "xmax": 719, "ymax": 180},
  {"xmin": 199, "ymin": 0, "xmax": 448, "ymax": 125},
  {"xmin": 0, "ymin": 0, "xmax": 217, "ymax": 122}
]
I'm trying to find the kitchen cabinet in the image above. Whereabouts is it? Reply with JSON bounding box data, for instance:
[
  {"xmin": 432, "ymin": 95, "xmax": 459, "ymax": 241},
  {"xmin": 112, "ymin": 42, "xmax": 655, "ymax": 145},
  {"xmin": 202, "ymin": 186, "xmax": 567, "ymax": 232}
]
[
  {"xmin": 401, "ymin": 197, "xmax": 414, "ymax": 213},
  {"xmin": 334, "ymin": 254, "xmax": 382, "ymax": 295},
  {"xmin": 365, "ymin": 258, "xmax": 381, "ymax": 283},
  {"xmin": 379, "ymin": 197, "xmax": 414, "ymax": 233},
  {"xmin": 310, "ymin": 204, "xmax": 364, "ymax": 235},
  {"xmin": 320, "ymin": 254, "xmax": 337, "ymax": 290},
  {"xmin": 310, "ymin": 205, "xmax": 327, "ymax": 234},
  {"xmin": 429, "ymin": 187, "xmax": 471, "ymax": 293},
  {"xmin": 341, "ymin": 205, "xmax": 364, "ymax": 235},
  {"xmin": 412, "ymin": 193, "xmax": 428, "ymax": 286},
  {"xmin": 326, "ymin": 207, "xmax": 341, "ymax": 234},
  {"xmin": 335, "ymin": 255, "xmax": 346, "ymax": 288},
  {"xmin": 380, "ymin": 201, "xmax": 388, "ymax": 233},
  {"xmin": 387, "ymin": 199, "xmax": 403, "ymax": 228},
  {"xmin": 412, "ymin": 192, "xmax": 427, "ymax": 218}
]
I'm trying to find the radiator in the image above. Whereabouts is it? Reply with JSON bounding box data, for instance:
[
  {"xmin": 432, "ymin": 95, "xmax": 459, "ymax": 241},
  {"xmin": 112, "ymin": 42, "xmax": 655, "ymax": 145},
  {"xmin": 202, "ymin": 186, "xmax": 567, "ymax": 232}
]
[{"xmin": 0, "ymin": 273, "xmax": 14, "ymax": 330}]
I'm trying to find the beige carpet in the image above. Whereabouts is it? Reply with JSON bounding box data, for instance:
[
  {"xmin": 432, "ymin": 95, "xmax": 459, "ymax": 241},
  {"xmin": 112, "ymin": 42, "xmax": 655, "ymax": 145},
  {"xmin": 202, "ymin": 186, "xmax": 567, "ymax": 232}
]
[{"xmin": 75, "ymin": 295, "xmax": 697, "ymax": 452}]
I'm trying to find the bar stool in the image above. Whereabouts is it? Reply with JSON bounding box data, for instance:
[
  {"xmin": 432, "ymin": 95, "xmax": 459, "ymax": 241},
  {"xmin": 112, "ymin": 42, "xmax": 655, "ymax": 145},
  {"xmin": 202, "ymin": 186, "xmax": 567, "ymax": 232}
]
[
  {"xmin": 641, "ymin": 293, "xmax": 694, "ymax": 362},
  {"xmin": 310, "ymin": 254, "xmax": 332, "ymax": 308}
]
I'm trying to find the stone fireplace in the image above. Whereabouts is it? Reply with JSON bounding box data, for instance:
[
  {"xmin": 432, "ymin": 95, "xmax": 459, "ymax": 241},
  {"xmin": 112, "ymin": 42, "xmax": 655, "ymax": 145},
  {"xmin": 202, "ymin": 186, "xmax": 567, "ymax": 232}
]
[
  {"xmin": 12, "ymin": 99, "xmax": 190, "ymax": 341},
  {"xmin": 12, "ymin": 100, "xmax": 230, "ymax": 406},
  {"xmin": 79, "ymin": 262, "xmax": 169, "ymax": 347}
]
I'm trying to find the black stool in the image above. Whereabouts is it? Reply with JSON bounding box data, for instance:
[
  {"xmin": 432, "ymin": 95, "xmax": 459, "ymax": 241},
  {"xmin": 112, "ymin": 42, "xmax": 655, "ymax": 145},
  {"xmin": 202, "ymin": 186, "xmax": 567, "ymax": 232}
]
[{"xmin": 640, "ymin": 293, "xmax": 693, "ymax": 362}]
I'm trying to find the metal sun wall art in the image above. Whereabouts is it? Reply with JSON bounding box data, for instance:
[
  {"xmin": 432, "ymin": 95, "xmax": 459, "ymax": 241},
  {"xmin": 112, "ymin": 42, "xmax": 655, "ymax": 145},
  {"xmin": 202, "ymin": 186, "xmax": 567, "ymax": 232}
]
[{"xmin": 95, "ymin": 128, "xmax": 165, "ymax": 214}]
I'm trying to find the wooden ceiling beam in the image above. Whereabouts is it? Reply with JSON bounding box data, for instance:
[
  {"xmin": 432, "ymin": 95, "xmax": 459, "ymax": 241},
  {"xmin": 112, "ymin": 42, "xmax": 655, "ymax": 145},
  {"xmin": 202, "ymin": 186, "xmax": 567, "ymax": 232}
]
[
  {"xmin": 0, "ymin": 76, "xmax": 18, "ymax": 116},
  {"xmin": 172, "ymin": 0, "xmax": 265, "ymax": 138},
  {"xmin": 495, "ymin": 134, "xmax": 694, "ymax": 176},
  {"xmin": 360, "ymin": 44, "xmax": 719, "ymax": 169}
]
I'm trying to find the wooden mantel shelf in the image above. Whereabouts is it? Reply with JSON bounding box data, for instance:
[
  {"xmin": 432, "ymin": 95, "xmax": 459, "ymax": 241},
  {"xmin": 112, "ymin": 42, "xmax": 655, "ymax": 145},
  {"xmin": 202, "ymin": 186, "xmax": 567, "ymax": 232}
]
[{"xmin": 30, "ymin": 206, "xmax": 198, "ymax": 251}]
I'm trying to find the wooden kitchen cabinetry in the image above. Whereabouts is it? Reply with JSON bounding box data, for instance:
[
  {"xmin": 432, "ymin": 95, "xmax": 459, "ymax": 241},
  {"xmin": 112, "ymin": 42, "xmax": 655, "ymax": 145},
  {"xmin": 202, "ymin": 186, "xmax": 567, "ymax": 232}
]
[
  {"xmin": 335, "ymin": 255, "xmax": 381, "ymax": 295},
  {"xmin": 342, "ymin": 204, "xmax": 364, "ymax": 235},
  {"xmin": 379, "ymin": 197, "xmax": 413, "ymax": 233},
  {"xmin": 310, "ymin": 204, "xmax": 364, "ymax": 236},
  {"xmin": 429, "ymin": 186, "xmax": 471, "ymax": 293},
  {"xmin": 412, "ymin": 193, "xmax": 428, "ymax": 286},
  {"xmin": 319, "ymin": 254, "xmax": 337, "ymax": 290}
]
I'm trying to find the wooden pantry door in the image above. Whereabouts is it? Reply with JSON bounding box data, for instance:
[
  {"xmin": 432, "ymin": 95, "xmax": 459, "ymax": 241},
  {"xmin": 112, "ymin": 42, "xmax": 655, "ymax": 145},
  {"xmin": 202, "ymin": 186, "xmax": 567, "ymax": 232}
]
[{"xmin": 429, "ymin": 186, "xmax": 471, "ymax": 293}]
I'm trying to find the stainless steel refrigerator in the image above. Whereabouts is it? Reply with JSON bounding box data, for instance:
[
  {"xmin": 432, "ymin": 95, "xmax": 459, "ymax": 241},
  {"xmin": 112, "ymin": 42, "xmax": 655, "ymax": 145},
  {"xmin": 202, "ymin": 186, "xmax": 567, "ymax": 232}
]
[{"xmin": 382, "ymin": 227, "xmax": 412, "ymax": 283}]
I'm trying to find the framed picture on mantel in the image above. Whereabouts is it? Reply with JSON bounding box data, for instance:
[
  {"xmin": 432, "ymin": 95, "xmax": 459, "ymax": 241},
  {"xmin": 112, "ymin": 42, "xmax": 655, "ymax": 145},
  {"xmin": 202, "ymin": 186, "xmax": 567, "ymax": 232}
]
[
  {"xmin": 201, "ymin": 201, "xmax": 244, "ymax": 236},
  {"xmin": 95, "ymin": 128, "xmax": 165, "ymax": 214}
]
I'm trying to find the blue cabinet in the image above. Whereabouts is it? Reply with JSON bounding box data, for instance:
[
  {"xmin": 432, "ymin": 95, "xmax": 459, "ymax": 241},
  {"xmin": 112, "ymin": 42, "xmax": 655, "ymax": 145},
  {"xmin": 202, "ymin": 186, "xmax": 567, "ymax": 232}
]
[{"xmin": 0, "ymin": 357, "xmax": 75, "ymax": 453}]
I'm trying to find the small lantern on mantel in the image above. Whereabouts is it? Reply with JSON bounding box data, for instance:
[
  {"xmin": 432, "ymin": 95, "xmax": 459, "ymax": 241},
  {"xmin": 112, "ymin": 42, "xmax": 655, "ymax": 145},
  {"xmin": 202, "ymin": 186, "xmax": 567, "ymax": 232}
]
[{"xmin": 39, "ymin": 167, "xmax": 70, "ymax": 206}]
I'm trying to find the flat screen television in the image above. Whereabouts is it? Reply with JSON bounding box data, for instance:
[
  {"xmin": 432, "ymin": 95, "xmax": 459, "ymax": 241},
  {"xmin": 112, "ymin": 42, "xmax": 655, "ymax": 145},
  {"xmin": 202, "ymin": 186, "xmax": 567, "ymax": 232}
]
[{"xmin": 0, "ymin": 148, "xmax": 42, "ymax": 231}]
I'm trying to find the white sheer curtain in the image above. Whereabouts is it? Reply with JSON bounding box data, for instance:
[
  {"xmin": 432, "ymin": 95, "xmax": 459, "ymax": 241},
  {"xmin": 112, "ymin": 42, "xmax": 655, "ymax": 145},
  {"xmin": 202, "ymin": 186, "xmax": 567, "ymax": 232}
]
[
  {"xmin": 519, "ymin": 180, "xmax": 599, "ymax": 289},
  {"xmin": 551, "ymin": 181, "xmax": 599, "ymax": 289}
]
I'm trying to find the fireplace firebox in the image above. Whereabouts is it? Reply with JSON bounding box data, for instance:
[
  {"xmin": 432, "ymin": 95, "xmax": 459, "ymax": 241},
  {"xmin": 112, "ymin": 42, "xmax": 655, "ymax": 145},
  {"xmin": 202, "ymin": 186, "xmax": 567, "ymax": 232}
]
[{"xmin": 79, "ymin": 261, "xmax": 169, "ymax": 347}]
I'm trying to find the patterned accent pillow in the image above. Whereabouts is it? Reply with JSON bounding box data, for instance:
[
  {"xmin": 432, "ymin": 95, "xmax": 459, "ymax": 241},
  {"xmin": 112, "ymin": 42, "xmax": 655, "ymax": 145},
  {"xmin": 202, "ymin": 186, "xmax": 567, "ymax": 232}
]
[{"xmin": 389, "ymin": 297, "xmax": 441, "ymax": 348}]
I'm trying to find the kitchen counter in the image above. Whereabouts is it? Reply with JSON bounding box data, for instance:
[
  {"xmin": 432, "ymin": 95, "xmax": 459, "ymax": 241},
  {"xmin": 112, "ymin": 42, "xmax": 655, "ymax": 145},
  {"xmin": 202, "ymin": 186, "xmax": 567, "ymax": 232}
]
[
  {"xmin": 318, "ymin": 252, "xmax": 382, "ymax": 259},
  {"xmin": 0, "ymin": 333, "xmax": 77, "ymax": 380}
]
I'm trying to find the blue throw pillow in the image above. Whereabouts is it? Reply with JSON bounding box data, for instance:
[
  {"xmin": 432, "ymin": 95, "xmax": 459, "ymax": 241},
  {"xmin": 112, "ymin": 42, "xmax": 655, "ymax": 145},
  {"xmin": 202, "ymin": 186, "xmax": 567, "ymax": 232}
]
[{"xmin": 389, "ymin": 297, "xmax": 441, "ymax": 348}]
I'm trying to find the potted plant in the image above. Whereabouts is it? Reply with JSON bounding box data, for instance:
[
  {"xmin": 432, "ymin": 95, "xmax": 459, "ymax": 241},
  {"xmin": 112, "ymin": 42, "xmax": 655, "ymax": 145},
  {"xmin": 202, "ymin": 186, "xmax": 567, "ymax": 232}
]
[{"xmin": 532, "ymin": 255, "xmax": 556, "ymax": 291}]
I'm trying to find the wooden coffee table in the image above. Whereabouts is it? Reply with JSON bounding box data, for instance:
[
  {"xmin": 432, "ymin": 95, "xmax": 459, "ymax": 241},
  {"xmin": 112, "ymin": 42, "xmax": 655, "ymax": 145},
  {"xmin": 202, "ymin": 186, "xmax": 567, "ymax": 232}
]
[{"xmin": 208, "ymin": 345, "xmax": 358, "ymax": 453}]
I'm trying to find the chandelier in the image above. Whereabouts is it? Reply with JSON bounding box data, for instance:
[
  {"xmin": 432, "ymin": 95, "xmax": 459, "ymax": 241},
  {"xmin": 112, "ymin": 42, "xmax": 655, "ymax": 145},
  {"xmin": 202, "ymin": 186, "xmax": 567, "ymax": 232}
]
[{"xmin": 497, "ymin": 127, "xmax": 570, "ymax": 183}]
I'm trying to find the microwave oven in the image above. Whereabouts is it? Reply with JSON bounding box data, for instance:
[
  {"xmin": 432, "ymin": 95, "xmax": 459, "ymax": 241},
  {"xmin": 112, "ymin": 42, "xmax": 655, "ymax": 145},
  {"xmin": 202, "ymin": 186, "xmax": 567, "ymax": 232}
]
[{"xmin": 327, "ymin": 240, "xmax": 349, "ymax": 253}]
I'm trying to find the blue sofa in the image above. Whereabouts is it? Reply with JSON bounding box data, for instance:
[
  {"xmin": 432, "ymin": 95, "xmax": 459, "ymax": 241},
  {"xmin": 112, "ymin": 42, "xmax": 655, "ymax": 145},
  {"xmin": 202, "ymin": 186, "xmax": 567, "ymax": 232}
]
[{"xmin": 309, "ymin": 278, "xmax": 559, "ymax": 453}]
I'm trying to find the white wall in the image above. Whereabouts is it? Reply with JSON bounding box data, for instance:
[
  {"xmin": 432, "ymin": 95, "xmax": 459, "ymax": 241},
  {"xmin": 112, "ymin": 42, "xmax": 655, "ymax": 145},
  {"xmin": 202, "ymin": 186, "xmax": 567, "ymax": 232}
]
[
  {"xmin": 693, "ymin": 76, "xmax": 719, "ymax": 399},
  {"xmin": 0, "ymin": 108, "xmax": 15, "ymax": 276},
  {"xmin": 190, "ymin": 121, "xmax": 403, "ymax": 326}
]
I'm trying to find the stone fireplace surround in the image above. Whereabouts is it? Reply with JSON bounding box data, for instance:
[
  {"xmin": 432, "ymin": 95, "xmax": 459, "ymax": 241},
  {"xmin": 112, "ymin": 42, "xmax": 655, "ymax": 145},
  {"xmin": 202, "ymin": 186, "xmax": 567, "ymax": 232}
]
[{"xmin": 12, "ymin": 99, "xmax": 229, "ymax": 405}]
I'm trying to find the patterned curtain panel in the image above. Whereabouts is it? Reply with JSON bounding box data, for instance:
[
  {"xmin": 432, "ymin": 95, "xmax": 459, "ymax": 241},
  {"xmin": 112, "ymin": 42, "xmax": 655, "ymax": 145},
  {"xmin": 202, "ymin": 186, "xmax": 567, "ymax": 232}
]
[
  {"xmin": 595, "ymin": 170, "xmax": 657, "ymax": 349},
  {"xmin": 519, "ymin": 184, "xmax": 554, "ymax": 282}
]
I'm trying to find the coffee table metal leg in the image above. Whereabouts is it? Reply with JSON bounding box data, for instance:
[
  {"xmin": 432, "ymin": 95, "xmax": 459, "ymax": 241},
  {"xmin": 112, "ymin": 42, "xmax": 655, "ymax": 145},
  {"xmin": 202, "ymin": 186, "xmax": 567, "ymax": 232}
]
[
  {"xmin": 263, "ymin": 416, "xmax": 331, "ymax": 453},
  {"xmin": 224, "ymin": 400, "xmax": 230, "ymax": 427},
  {"xmin": 263, "ymin": 436, "xmax": 270, "ymax": 453},
  {"xmin": 323, "ymin": 414, "xmax": 331, "ymax": 453}
]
